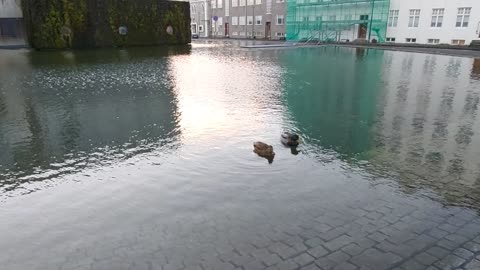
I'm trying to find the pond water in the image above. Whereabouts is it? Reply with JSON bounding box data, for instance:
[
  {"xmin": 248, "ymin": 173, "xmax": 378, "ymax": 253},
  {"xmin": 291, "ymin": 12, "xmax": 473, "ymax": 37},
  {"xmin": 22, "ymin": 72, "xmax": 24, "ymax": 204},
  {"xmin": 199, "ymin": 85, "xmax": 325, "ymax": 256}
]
[{"xmin": 1, "ymin": 41, "xmax": 480, "ymax": 270}]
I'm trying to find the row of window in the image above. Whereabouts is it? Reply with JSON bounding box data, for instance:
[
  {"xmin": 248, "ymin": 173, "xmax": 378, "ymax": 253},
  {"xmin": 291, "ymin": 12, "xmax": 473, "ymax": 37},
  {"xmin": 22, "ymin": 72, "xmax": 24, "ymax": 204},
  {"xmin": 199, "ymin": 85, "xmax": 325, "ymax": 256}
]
[
  {"xmin": 230, "ymin": 31, "xmax": 285, "ymax": 36},
  {"xmin": 231, "ymin": 16, "xmax": 262, "ymax": 25},
  {"xmin": 388, "ymin": 7, "xmax": 472, "ymax": 28},
  {"xmin": 231, "ymin": 32, "xmax": 263, "ymax": 36},
  {"xmin": 211, "ymin": 0, "xmax": 284, "ymax": 8},
  {"xmin": 386, "ymin": 37, "xmax": 466, "ymax": 45},
  {"xmin": 300, "ymin": 15, "xmax": 345, "ymax": 22},
  {"xmin": 230, "ymin": 15, "xmax": 284, "ymax": 25}
]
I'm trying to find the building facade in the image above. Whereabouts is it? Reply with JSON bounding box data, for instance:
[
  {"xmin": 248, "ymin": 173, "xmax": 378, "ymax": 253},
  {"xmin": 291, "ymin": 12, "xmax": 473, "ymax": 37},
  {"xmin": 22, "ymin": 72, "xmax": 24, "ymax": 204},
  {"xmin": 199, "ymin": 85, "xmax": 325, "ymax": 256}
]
[
  {"xmin": 0, "ymin": 0, "xmax": 24, "ymax": 39},
  {"xmin": 190, "ymin": 0, "xmax": 210, "ymax": 37},
  {"xmin": 190, "ymin": 0, "xmax": 286, "ymax": 39},
  {"xmin": 387, "ymin": 0, "xmax": 480, "ymax": 45},
  {"xmin": 286, "ymin": 0, "xmax": 390, "ymax": 42},
  {"xmin": 286, "ymin": 0, "xmax": 480, "ymax": 45}
]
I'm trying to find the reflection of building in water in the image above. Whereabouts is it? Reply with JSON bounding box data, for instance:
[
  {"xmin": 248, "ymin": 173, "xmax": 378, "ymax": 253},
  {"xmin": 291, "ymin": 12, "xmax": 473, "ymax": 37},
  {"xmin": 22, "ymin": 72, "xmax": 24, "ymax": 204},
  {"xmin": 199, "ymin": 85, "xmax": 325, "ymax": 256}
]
[
  {"xmin": 284, "ymin": 47, "xmax": 480, "ymax": 207},
  {"xmin": 0, "ymin": 48, "xmax": 184, "ymax": 191},
  {"xmin": 374, "ymin": 52, "xmax": 480, "ymax": 206},
  {"xmin": 167, "ymin": 49, "xmax": 282, "ymax": 144},
  {"xmin": 284, "ymin": 47, "xmax": 384, "ymax": 156},
  {"xmin": 472, "ymin": 58, "xmax": 480, "ymax": 80}
]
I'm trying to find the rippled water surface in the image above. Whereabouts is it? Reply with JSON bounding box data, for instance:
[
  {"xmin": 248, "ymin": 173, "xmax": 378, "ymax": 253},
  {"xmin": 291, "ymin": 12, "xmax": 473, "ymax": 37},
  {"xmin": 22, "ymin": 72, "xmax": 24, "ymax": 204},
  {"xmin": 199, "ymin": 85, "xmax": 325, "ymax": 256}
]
[{"xmin": 2, "ymin": 41, "xmax": 480, "ymax": 270}]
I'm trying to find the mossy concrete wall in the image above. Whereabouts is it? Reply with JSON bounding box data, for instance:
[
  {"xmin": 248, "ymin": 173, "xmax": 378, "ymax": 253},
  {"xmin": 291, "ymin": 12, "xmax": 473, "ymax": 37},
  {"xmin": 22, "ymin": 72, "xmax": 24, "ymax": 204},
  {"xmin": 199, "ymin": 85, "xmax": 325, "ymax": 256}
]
[{"xmin": 21, "ymin": 0, "xmax": 191, "ymax": 49}]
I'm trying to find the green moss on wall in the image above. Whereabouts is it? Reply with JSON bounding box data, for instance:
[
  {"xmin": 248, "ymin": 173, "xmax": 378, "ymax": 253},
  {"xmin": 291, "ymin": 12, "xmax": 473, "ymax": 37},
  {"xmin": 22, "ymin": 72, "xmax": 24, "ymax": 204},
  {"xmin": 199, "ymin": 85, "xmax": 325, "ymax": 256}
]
[{"xmin": 22, "ymin": 0, "xmax": 191, "ymax": 49}]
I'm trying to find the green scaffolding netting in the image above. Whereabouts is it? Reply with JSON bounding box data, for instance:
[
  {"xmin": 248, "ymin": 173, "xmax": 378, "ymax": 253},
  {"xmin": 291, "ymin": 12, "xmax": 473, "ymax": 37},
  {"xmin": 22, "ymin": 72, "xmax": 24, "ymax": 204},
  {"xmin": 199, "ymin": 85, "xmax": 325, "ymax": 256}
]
[{"xmin": 286, "ymin": 0, "xmax": 391, "ymax": 43}]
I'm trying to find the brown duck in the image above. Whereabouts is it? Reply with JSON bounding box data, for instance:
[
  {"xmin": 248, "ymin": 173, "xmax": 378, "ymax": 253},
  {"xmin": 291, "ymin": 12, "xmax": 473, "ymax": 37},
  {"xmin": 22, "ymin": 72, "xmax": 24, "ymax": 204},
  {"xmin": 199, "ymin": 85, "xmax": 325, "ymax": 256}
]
[{"xmin": 253, "ymin": 142, "xmax": 275, "ymax": 163}]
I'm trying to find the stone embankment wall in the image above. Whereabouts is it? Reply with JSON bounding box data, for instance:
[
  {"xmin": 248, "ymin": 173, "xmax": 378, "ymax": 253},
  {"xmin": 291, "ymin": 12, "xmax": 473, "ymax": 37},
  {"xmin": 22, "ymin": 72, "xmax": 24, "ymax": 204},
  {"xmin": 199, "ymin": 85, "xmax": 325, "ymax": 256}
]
[{"xmin": 21, "ymin": 0, "xmax": 191, "ymax": 49}]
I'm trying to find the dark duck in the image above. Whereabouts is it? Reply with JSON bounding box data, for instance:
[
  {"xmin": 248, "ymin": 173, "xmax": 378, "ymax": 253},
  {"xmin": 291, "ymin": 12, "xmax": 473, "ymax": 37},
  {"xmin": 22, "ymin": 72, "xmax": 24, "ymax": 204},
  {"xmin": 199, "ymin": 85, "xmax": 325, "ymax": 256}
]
[{"xmin": 281, "ymin": 133, "xmax": 300, "ymax": 147}]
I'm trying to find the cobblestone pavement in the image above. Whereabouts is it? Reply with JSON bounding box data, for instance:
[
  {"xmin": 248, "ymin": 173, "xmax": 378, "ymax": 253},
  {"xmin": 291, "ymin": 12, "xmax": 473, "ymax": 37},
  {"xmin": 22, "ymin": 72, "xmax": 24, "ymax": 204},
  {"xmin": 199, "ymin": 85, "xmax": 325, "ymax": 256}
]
[{"xmin": 2, "ymin": 161, "xmax": 480, "ymax": 270}]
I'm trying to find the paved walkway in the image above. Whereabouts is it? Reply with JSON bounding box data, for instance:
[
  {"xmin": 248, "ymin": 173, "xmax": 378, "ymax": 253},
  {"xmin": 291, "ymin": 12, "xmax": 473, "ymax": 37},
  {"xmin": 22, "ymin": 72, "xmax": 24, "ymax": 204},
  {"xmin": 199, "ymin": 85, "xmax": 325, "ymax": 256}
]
[
  {"xmin": 194, "ymin": 39, "xmax": 480, "ymax": 58},
  {"xmin": 0, "ymin": 38, "xmax": 27, "ymax": 49},
  {"xmin": 2, "ymin": 168, "xmax": 480, "ymax": 270},
  {"xmin": 333, "ymin": 44, "xmax": 480, "ymax": 58}
]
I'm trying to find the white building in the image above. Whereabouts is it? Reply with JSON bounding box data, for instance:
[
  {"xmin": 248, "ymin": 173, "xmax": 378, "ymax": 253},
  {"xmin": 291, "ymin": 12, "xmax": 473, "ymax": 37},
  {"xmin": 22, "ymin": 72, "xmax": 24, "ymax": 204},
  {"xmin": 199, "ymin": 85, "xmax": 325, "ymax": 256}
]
[
  {"xmin": 0, "ymin": 0, "xmax": 22, "ymax": 18},
  {"xmin": 190, "ymin": 0, "xmax": 210, "ymax": 37},
  {"xmin": 189, "ymin": 0, "xmax": 287, "ymax": 39},
  {"xmin": 0, "ymin": 0, "xmax": 23, "ymax": 39},
  {"xmin": 387, "ymin": 0, "xmax": 480, "ymax": 45}
]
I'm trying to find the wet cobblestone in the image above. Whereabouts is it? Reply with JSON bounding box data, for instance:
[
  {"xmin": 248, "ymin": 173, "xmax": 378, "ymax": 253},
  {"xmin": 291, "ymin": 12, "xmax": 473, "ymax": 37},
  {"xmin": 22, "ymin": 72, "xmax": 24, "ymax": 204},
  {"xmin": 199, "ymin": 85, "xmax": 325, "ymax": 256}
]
[
  {"xmin": 3, "ymin": 160, "xmax": 480, "ymax": 270},
  {"xmin": 4, "ymin": 189, "xmax": 480, "ymax": 270}
]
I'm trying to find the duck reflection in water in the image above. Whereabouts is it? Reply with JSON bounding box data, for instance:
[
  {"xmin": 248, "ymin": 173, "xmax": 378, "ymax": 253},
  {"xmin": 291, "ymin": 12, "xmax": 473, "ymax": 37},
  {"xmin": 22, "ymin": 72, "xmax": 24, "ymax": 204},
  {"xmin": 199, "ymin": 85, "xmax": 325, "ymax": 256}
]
[{"xmin": 290, "ymin": 146, "xmax": 300, "ymax": 155}]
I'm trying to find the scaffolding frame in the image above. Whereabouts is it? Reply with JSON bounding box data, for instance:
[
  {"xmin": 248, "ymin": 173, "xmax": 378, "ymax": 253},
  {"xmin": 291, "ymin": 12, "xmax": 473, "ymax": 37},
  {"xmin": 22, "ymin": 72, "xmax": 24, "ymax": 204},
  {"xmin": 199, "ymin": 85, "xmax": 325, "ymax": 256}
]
[{"xmin": 286, "ymin": 0, "xmax": 391, "ymax": 43}]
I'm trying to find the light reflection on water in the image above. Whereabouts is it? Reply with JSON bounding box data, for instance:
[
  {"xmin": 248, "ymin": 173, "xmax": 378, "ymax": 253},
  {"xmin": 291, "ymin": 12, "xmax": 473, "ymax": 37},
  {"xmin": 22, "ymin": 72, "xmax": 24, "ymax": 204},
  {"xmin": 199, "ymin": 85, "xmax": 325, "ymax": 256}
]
[{"xmin": 1, "ymin": 42, "xmax": 480, "ymax": 209}]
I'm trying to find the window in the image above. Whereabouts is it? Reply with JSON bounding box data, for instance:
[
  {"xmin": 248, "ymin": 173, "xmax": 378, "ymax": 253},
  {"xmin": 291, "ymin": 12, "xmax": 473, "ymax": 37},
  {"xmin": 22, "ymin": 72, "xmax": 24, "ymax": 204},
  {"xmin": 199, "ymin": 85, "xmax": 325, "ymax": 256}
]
[
  {"xmin": 198, "ymin": 25, "xmax": 204, "ymax": 32},
  {"xmin": 255, "ymin": 0, "xmax": 261, "ymax": 4},
  {"xmin": 211, "ymin": 0, "xmax": 217, "ymax": 8},
  {"xmin": 344, "ymin": 15, "xmax": 352, "ymax": 21},
  {"xmin": 218, "ymin": 17, "xmax": 223, "ymax": 26},
  {"xmin": 232, "ymin": 0, "xmax": 238, "ymax": 7},
  {"xmin": 276, "ymin": 15, "xmax": 285, "ymax": 25},
  {"xmin": 239, "ymin": 31, "xmax": 246, "ymax": 36},
  {"xmin": 276, "ymin": 32, "xmax": 285, "ymax": 37},
  {"xmin": 247, "ymin": 16, "xmax": 253, "ymax": 25},
  {"xmin": 255, "ymin": 16, "xmax": 262, "ymax": 25},
  {"xmin": 360, "ymin": 15, "xmax": 369, "ymax": 21},
  {"xmin": 328, "ymin": 15, "xmax": 336, "ymax": 21},
  {"xmin": 255, "ymin": 32, "xmax": 263, "ymax": 36},
  {"xmin": 431, "ymin": 8, "xmax": 444, "ymax": 27},
  {"xmin": 452, "ymin": 39, "xmax": 466, "ymax": 45},
  {"xmin": 428, "ymin": 39, "xmax": 440, "ymax": 44},
  {"xmin": 239, "ymin": 0, "xmax": 246, "ymax": 6},
  {"xmin": 406, "ymin": 38, "xmax": 417, "ymax": 43},
  {"xmin": 232, "ymin": 31, "xmax": 238, "ymax": 36},
  {"xmin": 456, "ymin": 8, "xmax": 471, "ymax": 27},
  {"xmin": 239, "ymin": 16, "xmax": 246, "ymax": 25},
  {"xmin": 218, "ymin": 0, "xmax": 223, "ymax": 8},
  {"xmin": 232, "ymin": 16, "xmax": 238, "ymax": 25},
  {"xmin": 408, "ymin": 9, "xmax": 420, "ymax": 27},
  {"xmin": 386, "ymin": 37, "xmax": 396, "ymax": 42},
  {"xmin": 276, "ymin": 0, "xmax": 285, "ymax": 2},
  {"xmin": 388, "ymin": 10, "xmax": 399, "ymax": 27},
  {"xmin": 266, "ymin": 0, "xmax": 272, "ymax": 14},
  {"xmin": 247, "ymin": 0, "xmax": 253, "ymax": 5}
]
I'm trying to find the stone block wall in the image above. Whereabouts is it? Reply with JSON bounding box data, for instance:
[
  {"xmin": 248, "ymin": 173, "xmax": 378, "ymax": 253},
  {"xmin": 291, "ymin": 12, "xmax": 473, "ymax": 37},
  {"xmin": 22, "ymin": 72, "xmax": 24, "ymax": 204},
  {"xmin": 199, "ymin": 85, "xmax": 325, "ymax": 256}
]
[{"xmin": 21, "ymin": 0, "xmax": 191, "ymax": 49}]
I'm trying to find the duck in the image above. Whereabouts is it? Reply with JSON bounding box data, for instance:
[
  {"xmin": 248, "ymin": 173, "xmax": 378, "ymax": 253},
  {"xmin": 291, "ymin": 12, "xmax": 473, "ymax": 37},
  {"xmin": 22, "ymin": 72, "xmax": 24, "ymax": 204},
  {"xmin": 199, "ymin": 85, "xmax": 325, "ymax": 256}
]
[
  {"xmin": 253, "ymin": 142, "xmax": 275, "ymax": 163},
  {"xmin": 281, "ymin": 133, "xmax": 300, "ymax": 147}
]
